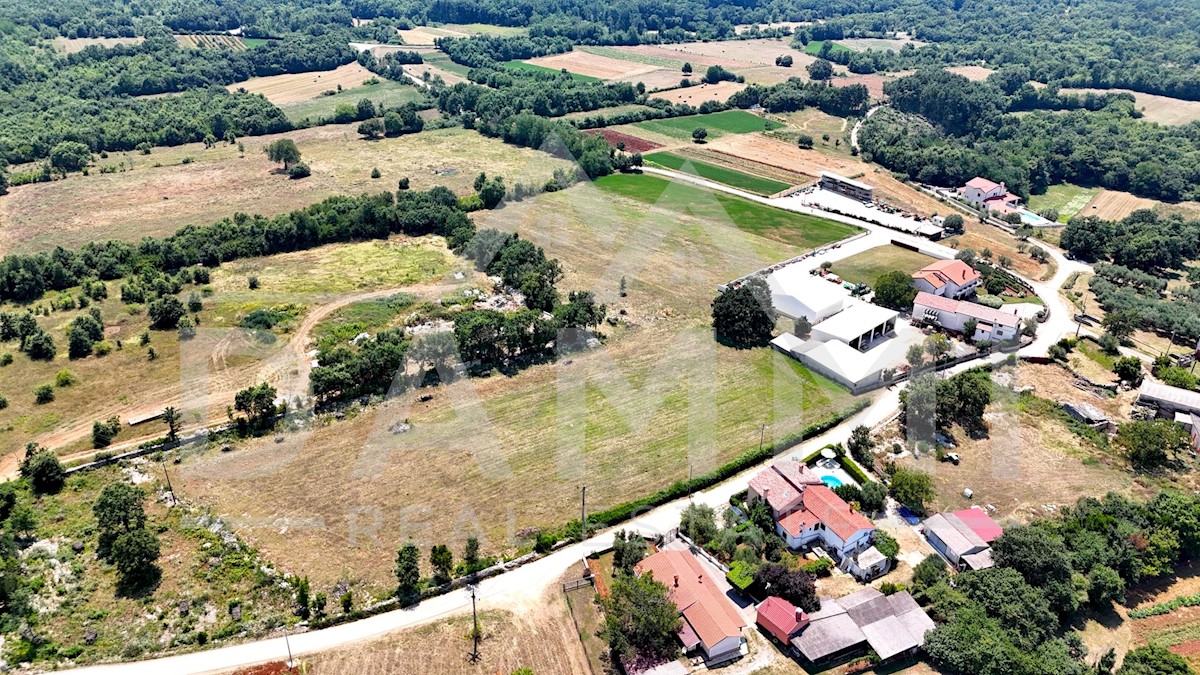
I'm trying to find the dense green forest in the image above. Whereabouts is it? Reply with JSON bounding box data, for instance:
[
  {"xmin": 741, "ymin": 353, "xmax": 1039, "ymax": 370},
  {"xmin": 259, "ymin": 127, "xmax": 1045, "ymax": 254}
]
[{"xmin": 859, "ymin": 69, "xmax": 1200, "ymax": 203}]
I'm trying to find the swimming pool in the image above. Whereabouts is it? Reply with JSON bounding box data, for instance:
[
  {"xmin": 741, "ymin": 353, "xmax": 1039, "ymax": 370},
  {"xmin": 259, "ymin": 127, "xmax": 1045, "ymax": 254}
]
[{"xmin": 821, "ymin": 475, "xmax": 844, "ymax": 489}]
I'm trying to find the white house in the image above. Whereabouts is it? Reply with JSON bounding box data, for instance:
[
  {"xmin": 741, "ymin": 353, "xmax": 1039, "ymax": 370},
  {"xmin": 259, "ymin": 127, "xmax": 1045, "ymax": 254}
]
[
  {"xmin": 913, "ymin": 292, "xmax": 1020, "ymax": 342},
  {"xmin": 911, "ymin": 259, "xmax": 981, "ymax": 299},
  {"xmin": 960, "ymin": 177, "xmax": 1020, "ymax": 211}
]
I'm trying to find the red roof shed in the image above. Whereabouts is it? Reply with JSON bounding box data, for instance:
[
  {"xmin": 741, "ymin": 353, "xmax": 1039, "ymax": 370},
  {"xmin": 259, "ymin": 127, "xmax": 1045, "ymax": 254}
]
[{"xmin": 757, "ymin": 596, "xmax": 810, "ymax": 643}]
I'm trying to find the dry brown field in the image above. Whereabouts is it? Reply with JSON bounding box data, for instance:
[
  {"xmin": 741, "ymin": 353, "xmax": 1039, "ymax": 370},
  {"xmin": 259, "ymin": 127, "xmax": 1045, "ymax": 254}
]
[
  {"xmin": 302, "ymin": 592, "xmax": 587, "ymax": 675},
  {"xmin": 946, "ymin": 65, "xmax": 995, "ymax": 81},
  {"xmin": 942, "ymin": 221, "xmax": 1054, "ymax": 279},
  {"xmin": 650, "ymin": 38, "xmax": 807, "ymax": 67},
  {"xmin": 834, "ymin": 72, "xmax": 895, "ymax": 99},
  {"xmin": 619, "ymin": 68, "xmax": 687, "ymax": 91},
  {"xmin": 396, "ymin": 26, "xmax": 470, "ymax": 45},
  {"xmin": 174, "ymin": 179, "xmax": 859, "ymax": 592},
  {"xmin": 1063, "ymin": 88, "xmax": 1200, "ymax": 126},
  {"xmin": 524, "ymin": 51, "xmax": 660, "ymax": 80},
  {"xmin": 650, "ymin": 80, "xmax": 747, "ymax": 105},
  {"xmin": 621, "ymin": 43, "xmax": 751, "ymax": 68},
  {"xmin": 404, "ymin": 61, "xmax": 469, "ymax": 85},
  {"xmin": 0, "ymin": 126, "xmax": 575, "ymax": 254},
  {"xmin": 51, "ymin": 36, "xmax": 143, "ymax": 53},
  {"xmin": 1080, "ymin": 189, "xmax": 1160, "ymax": 221},
  {"xmin": 706, "ymin": 132, "xmax": 862, "ymax": 179},
  {"xmin": 889, "ymin": 363, "xmax": 1145, "ymax": 523},
  {"xmin": 227, "ymin": 62, "xmax": 376, "ymax": 104}
]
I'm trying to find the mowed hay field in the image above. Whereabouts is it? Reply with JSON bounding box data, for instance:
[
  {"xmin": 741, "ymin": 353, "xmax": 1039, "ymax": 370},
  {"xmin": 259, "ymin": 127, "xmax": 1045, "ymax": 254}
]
[
  {"xmin": 228, "ymin": 62, "xmax": 377, "ymax": 104},
  {"xmin": 523, "ymin": 51, "xmax": 660, "ymax": 80},
  {"xmin": 1063, "ymin": 88, "xmax": 1200, "ymax": 126},
  {"xmin": 278, "ymin": 78, "xmax": 430, "ymax": 124},
  {"xmin": 650, "ymin": 80, "xmax": 747, "ymax": 105},
  {"xmin": 1081, "ymin": 189, "xmax": 1161, "ymax": 221},
  {"xmin": 176, "ymin": 180, "xmax": 861, "ymax": 591},
  {"xmin": 0, "ymin": 126, "xmax": 577, "ymax": 254}
]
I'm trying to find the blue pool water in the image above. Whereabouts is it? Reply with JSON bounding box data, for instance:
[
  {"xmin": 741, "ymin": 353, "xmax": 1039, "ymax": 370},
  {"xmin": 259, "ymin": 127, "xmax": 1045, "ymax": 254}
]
[{"xmin": 821, "ymin": 475, "xmax": 844, "ymax": 489}]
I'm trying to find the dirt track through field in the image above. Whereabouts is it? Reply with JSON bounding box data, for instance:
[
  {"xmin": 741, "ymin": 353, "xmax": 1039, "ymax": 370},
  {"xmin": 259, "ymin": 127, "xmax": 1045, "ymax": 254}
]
[{"xmin": 10, "ymin": 279, "xmax": 470, "ymax": 479}]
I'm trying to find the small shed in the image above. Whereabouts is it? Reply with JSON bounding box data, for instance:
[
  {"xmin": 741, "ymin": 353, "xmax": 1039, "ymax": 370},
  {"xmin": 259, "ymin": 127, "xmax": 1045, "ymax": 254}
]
[
  {"xmin": 844, "ymin": 546, "xmax": 889, "ymax": 581},
  {"xmin": 756, "ymin": 596, "xmax": 809, "ymax": 644},
  {"xmin": 1063, "ymin": 402, "xmax": 1109, "ymax": 428}
]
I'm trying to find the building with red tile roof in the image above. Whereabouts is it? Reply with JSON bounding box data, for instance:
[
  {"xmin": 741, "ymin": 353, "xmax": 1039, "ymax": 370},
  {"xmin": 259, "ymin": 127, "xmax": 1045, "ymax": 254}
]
[
  {"xmin": 756, "ymin": 596, "xmax": 810, "ymax": 644},
  {"xmin": 960, "ymin": 177, "xmax": 1022, "ymax": 212},
  {"xmin": 913, "ymin": 291, "xmax": 1020, "ymax": 342},
  {"xmin": 911, "ymin": 259, "xmax": 981, "ymax": 299},
  {"xmin": 635, "ymin": 549, "xmax": 747, "ymax": 662},
  {"xmin": 749, "ymin": 463, "xmax": 876, "ymax": 559}
]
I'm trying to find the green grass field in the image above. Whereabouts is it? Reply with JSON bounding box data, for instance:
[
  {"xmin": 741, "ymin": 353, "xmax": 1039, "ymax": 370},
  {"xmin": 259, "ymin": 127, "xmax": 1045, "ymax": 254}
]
[
  {"xmin": 644, "ymin": 151, "xmax": 792, "ymax": 195},
  {"xmin": 594, "ymin": 173, "xmax": 858, "ymax": 248},
  {"xmin": 803, "ymin": 40, "xmax": 852, "ymax": 56},
  {"xmin": 279, "ymin": 79, "xmax": 432, "ymax": 124},
  {"xmin": 829, "ymin": 245, "xmax": 935, "ymax": 286},
  {"xmin": 422, "ymin": 51, "xmax": 472, "ymax": 77},
  {"xmin": 503, "ymin": 60, "xmax": 602, "ymax": 82},
  {"xmin": 1026, "ymin": 184, "xmax": 1101, "ymax": 222},
  {"xmin": 635, "ymin": 110, "xmax": 782, "ymax": 140},
  {"xmin": 242, "ymin": 37, "xmax": 272, "ymax": 48}
]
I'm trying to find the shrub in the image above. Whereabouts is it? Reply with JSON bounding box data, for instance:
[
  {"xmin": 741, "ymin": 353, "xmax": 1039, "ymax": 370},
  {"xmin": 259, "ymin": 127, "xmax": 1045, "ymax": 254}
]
[
  {"xmin": 288, "ymin": 162, "xmax": 311, "ymax": 179},
  {"xmin": 0, "ymin": 395, "xmax": 7, "ymax": 410},
  {"xmin": 800, "ymin": 558, "xmax": 833, "ymax": 577},
  {"xmin": 248, "ymin": 276, "xmax": 260, "ymax": 290},
  {"xmin": 55, "ymin": 369, "xmax": 76, "ymax": 387},
  {"xmin": 370, "ymin": 167, "xmax": 382, "ymax": 179},
  {"xmin": 35, "ymin": 384, "xmax": 54, "ymax": 404}
]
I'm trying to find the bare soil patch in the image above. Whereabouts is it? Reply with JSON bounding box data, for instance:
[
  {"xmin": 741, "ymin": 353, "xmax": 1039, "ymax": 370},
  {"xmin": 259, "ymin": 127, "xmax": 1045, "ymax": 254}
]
[
  {"xmin": 227, "ymin": 62, "xmax": 377, "ymax": 104},
  {"xmin": 0, "ymin": 126, "xmax": 575, "ymax": 254},
  {"xmin": 650, "ymin": 81, "xmax": 747, "ymax": 105},
  {"xmin": 834, "ymin": 73, "xmax": 895, "ymax": 99},
  {"xmin": 583, "ymin": 128, "xmax": 664, "ymax": 153},
  {"xmin": 525, "ymin": 51, "xmax": 660, "ymax": 80},
  {"xmin": 946, "ymin": 65, "xmax": 995, "ymax": 81}
]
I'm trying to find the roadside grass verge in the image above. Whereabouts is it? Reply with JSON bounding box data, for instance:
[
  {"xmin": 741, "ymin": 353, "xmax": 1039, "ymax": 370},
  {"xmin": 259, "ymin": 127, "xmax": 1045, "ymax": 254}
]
[
  {"xmin": 644, "ymin": 151, "xmax": 792, "ymax": 195},
  {"xmin": 593, "ymin": 173, "xmax": 858, "ymax": 248}
]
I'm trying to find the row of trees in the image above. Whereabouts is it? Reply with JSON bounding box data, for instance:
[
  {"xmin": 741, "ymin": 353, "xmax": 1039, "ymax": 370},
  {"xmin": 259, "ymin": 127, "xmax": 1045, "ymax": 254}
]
[{"xmin": 727, "ymin": 77, "xmax": 870, "ymax": 117}]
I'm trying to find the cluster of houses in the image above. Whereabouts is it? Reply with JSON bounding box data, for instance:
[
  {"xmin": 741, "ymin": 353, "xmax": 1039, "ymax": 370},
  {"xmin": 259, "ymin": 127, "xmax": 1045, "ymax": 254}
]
[{"xmin": 769, "ymin": 256, "xmax": 1023, "ymax": 392}]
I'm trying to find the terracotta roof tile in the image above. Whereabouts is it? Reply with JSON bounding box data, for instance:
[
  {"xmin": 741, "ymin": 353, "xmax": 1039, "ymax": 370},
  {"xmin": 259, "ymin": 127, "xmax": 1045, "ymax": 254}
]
[{"xmin": 635, "ymin": 550, "xmax": 745, "ymax": 653}]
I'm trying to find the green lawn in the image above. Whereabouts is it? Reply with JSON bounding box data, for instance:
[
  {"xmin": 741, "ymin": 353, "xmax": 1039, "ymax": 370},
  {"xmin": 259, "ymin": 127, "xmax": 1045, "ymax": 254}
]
[
  {"xmin": 242, "ymin": 37, "xmax": 272, "ymax": 48},
  {"xmin": 804, "ymin": 40, "xmax": 853, "ymax": 56},
  {"xmin": 644, "ymin": 151, "xmax": 793, "ymax": 195},
  {"xmin": 1026, "ymin": 184, "xmax": 1101, "ymax": 222},
  {"xmin": 830, "ymin": 245, "xmax": 935, "ymax": 286},
  {"xmin": 279, "ymin": 79, "xmax": 432, "ymax": 124},
  {"xmin": 503, "ymin": 60, "xmax": 601, "ymax": 82},
  {"xmin": 635, "ymin": 110, "xmax": 782, "ymax": 140},
  {"xmin": 594, "ymin": 173, "xmax": 858, "ymax": 249}
]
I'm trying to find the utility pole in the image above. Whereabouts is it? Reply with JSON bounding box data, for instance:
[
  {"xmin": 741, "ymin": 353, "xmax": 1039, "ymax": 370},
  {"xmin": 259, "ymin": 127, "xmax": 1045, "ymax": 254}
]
[
  {"xmin": 160, "ymin": 457, "xmax": 176, "ymax": 507},
  {"xmin": 284, "ymin": 625, "xmax": 296, "ymax": 672},
  {"xmin": 759, "ymin": 423, "xmax": 767, "ymax": 453},
  {"xmin": 468, "ymin": 584, "xmax": 480, "ymax": 662},
  {"xmin": 580, "ymin": 486, "xmax": 587, "ymax": 540}
]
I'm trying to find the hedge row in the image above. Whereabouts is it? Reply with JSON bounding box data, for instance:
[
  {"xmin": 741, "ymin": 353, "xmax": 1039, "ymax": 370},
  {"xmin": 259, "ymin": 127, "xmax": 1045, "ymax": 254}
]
[
  {"xmin": 582, "ymin": 398, "xmax": 871, "ymax": 531},
  {"xmin": 839, "ymin": 455, "xmax": 873, "ymax": 485}
]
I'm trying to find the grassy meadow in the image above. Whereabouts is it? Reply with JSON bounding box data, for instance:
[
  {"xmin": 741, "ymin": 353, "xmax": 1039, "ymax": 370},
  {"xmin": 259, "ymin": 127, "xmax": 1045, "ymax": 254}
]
[
  {"xmin": 830, "ymin": 245, "xmax": 935, "ymax": 286},
  {"xmin": 644, "ymin": 151, "xmax": 792, "ymax": 195},
  {"xmin": 634, "ymin": 110, "xmax": 782, "ymax": 140},
  {"xmin": 593, "ymin": 173, "xmax": 858, "ymax": 248},
  {"xmin": 504, "ymin": 60, "xmax": 601, "ymax": 82},
  {"xmin": 279, "ymin": 79, "xmax": 432, "ymax": 124}
]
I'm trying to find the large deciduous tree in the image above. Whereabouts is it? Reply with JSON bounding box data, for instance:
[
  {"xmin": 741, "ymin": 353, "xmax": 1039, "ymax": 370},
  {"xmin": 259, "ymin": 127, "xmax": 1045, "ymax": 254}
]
[
  {"xmin": 712, "ymin": 277, "xmax": 773, "ymax": 348},
  {"xmin": 264, "ymin": 138, "xmax": 301, "ymax": 169},
  {"xmin": 600, "ymin": 572, "xmax": 682, "ymax": 661}
]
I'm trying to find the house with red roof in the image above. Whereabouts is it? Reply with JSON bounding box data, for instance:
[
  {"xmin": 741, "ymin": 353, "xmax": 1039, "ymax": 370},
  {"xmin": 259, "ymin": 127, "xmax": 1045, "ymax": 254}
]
[
  {"xmin": 913, "ymin": 291, "xmax": 1021, "ymax": 342},
  {"xmin": 635, "ymin": 549, "xmax": 748, "ymax": 663},
  {"xmin": 756, "ymin": 596, "xmax": 810, "ymax": 644},
  {"xmin": 960, "ymin": 176, "xmax": 1021, "ymax": 212},
  {"xmin": 911, "ymin": 259, "xmax": 981, "ymax": 299},
  {"xmin": 748, "ymin": 460, "xmax": 876, "ymax": 559}
]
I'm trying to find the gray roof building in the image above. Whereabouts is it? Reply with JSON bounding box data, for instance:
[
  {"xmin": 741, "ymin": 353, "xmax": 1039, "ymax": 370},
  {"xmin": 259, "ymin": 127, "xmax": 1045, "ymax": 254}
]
[
  {"xmin": 791, "ymin": 589, "xmax": 934, "ymax": 663},
  {"xmin": 1139, "ymin": 380, "xmax": 1200, "ymax": 416}
]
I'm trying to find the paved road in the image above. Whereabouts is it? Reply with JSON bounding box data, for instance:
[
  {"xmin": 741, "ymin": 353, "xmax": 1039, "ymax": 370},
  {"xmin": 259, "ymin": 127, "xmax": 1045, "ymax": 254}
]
[{"xmin": 65, "ymin": 171, "xmax": 1089, "ymax": 674}]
